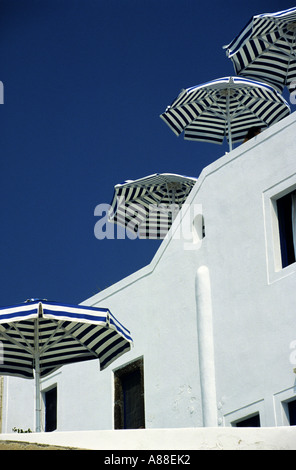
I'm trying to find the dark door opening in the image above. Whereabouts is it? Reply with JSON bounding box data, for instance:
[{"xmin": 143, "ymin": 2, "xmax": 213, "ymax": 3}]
[
  {"xmin": 114, "ymin": 358, "xmax": 145, "ymax": 429},
  {"xmin": 44, "ymin": 386, "xmax": 57, "ymax": 432}
]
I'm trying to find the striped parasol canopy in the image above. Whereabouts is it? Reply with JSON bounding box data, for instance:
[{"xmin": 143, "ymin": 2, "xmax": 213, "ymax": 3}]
[
  {"xmin": 0, "ymin": 299, "xmax": 133, "ymax": 431},
  {"xmin": 109, "ymin": 173, "xmax": 197, "ymax": 239},
  {"xmin": 160, "ymin": 76, "xmax": 290, "ymax": 151},
  {"xmin": 224, "ymin": 7, "xmax": 296, "ymax": 93}
]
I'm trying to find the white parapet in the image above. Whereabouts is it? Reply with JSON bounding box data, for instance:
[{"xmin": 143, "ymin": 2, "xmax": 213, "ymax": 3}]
[{"xmin": 0, "ymin": 426, "xmax": 296, "ymax": 450}]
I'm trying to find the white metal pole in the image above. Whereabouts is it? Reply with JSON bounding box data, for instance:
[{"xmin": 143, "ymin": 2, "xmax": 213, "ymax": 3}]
[
  {"xmin": 226, "ymin": 91, "xmax": 233, "ymax": 152},
  {"xmin": 34, "ymin": 316, "xmax": 41, "ymax": 432}
]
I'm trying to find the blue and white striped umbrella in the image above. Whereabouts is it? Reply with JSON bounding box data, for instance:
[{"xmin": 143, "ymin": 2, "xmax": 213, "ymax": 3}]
[
  {"xmin": 224, "ymin": 7, "xmax": 296, "ymax": 93},
  {"xmin": 0, "ymin": 299, "xmax": 133, "ymax": 431},
  {"xmin": 109, "ymin": 173, "xmax": 197, "ymax": 239},
  {"xmin": 160, "ymin": 76, "xmax": 290, "ymax": 151}
]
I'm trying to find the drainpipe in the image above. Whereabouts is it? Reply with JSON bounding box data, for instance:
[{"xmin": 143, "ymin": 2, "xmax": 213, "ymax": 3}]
[{"xmin": 195, "ymin": 265, "xmax": 217, "ymax": 426}]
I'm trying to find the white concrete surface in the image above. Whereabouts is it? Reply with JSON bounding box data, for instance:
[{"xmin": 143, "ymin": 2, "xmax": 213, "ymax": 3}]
[{"xmin": 1, "ymin": 426, "xmax": 296, "ymax": 450}]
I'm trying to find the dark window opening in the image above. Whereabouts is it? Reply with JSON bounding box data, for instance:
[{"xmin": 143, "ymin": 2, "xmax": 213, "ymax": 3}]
[
  {"xmin": 114, "ymin": 358, "xmax": 145, "ymax": 429},
  {"xmin": 192, "ymin": 214, "xmax": 205, "ymax": 243},
  {"xmin": 287, "ymin": 400, "xmax": 296, "ymax": 425},
  {"xmin": 277, "ymin": 191, "xmax": 296, "ymax": 268},
  {"xmin": 235, "ymin": 413, "xmax": 261, "ymax": 427},
  {"xmin": 44, "ymin": 386, "xmax": 57, "ymax": 432}
]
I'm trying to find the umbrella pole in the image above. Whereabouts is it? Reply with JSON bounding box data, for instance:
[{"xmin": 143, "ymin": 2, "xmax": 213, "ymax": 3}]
[
  {"xmin": 34, "ymin": 317, "xmax": 41, "ymax": 432},
  {"xmin": 35, "ymin": 355, "xmax": 41, "ymax": 432},
  {"xmin": 226, "ymin": 92, "xmax": 233, "ymax": 152},
  {"xmin": 171, "ymin": 187, "xmax": 177, "ymax": 221}
]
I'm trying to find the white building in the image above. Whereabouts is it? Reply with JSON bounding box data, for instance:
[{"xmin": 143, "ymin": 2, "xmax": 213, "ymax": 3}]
[{"xmin": 1, "ymin": 112, "xmax": 296, "ymax": 434}]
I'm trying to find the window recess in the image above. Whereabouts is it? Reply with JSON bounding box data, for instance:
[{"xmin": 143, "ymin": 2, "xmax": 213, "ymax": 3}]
[
  {"xmin": 283, "ymin": 398, "xmax": 296, "ymax": 425},
  {"xmin": 276, "ymin": 190, "xmax": 296, "ymax": 269},
  {"xmin": 233, "ymin": 413, "xmax": 261, "ymax": 427}
]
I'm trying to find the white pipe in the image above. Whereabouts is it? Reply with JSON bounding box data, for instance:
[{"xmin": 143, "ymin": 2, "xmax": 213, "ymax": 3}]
[
  {"xmin": 34, "ymin": 316, "xmax": 41, "ymax": 432},
  {"xmin": 226, "ymin": 92, "xmax": 233, "ymax": 152},
  {"xmin": 195, "ymin": 265, "xmax": 217, "ymax": 427},
  {"xmin": 4, "ymin": 376, "xmax": 9, "ymax": 433}
]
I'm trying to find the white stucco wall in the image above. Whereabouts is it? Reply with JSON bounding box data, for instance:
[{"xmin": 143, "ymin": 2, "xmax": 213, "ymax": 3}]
[
  {"xmin": 81, "ymin": 111, "xmax": 296, "ymax": 430},
  {"xmin": 79, "ymin": 235, "xmax": 204, "ymax": 430},
  {"xmin": 1, "ymin": 112, "xmax": 296, "ymax": 434},
  {"xmin": 197, "ymin": 113, "xmax": 296, "ymax": 426}
]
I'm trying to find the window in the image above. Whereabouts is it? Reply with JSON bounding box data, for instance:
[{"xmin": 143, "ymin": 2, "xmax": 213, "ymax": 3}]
[
  {"xmin": 114, "ymin": 358, "xmax": 145, "ymax": 429},
  {"xmin": 43, "ymin": 386, "xmax": 57, "ymax": 432},
  {"xmin": 263, "ymin": 179, "xmax": 296, "ymax": 282},
  {"xmin": 283, "ymin": 399, "xmax": 296, "ymax": 425},
  {"xmin": 234, "ymin": 413, "xmax": 261, "ymax": 427},
  {"xmin": 274, "ymin": 388, "xmax": 296, "ymax": 425},
  {"xmin": 276, "ymin": 190, "xmax": 296, "ymax": 268},
  {"xmin": 192, "ymin": 214, "xmax": 205, "ymax": 243}
]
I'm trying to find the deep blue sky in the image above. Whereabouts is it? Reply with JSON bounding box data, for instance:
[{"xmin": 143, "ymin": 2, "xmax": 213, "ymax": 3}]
[{"xmin": 0, "ymin": 0, "xmax": 294, "ymax": 306}]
